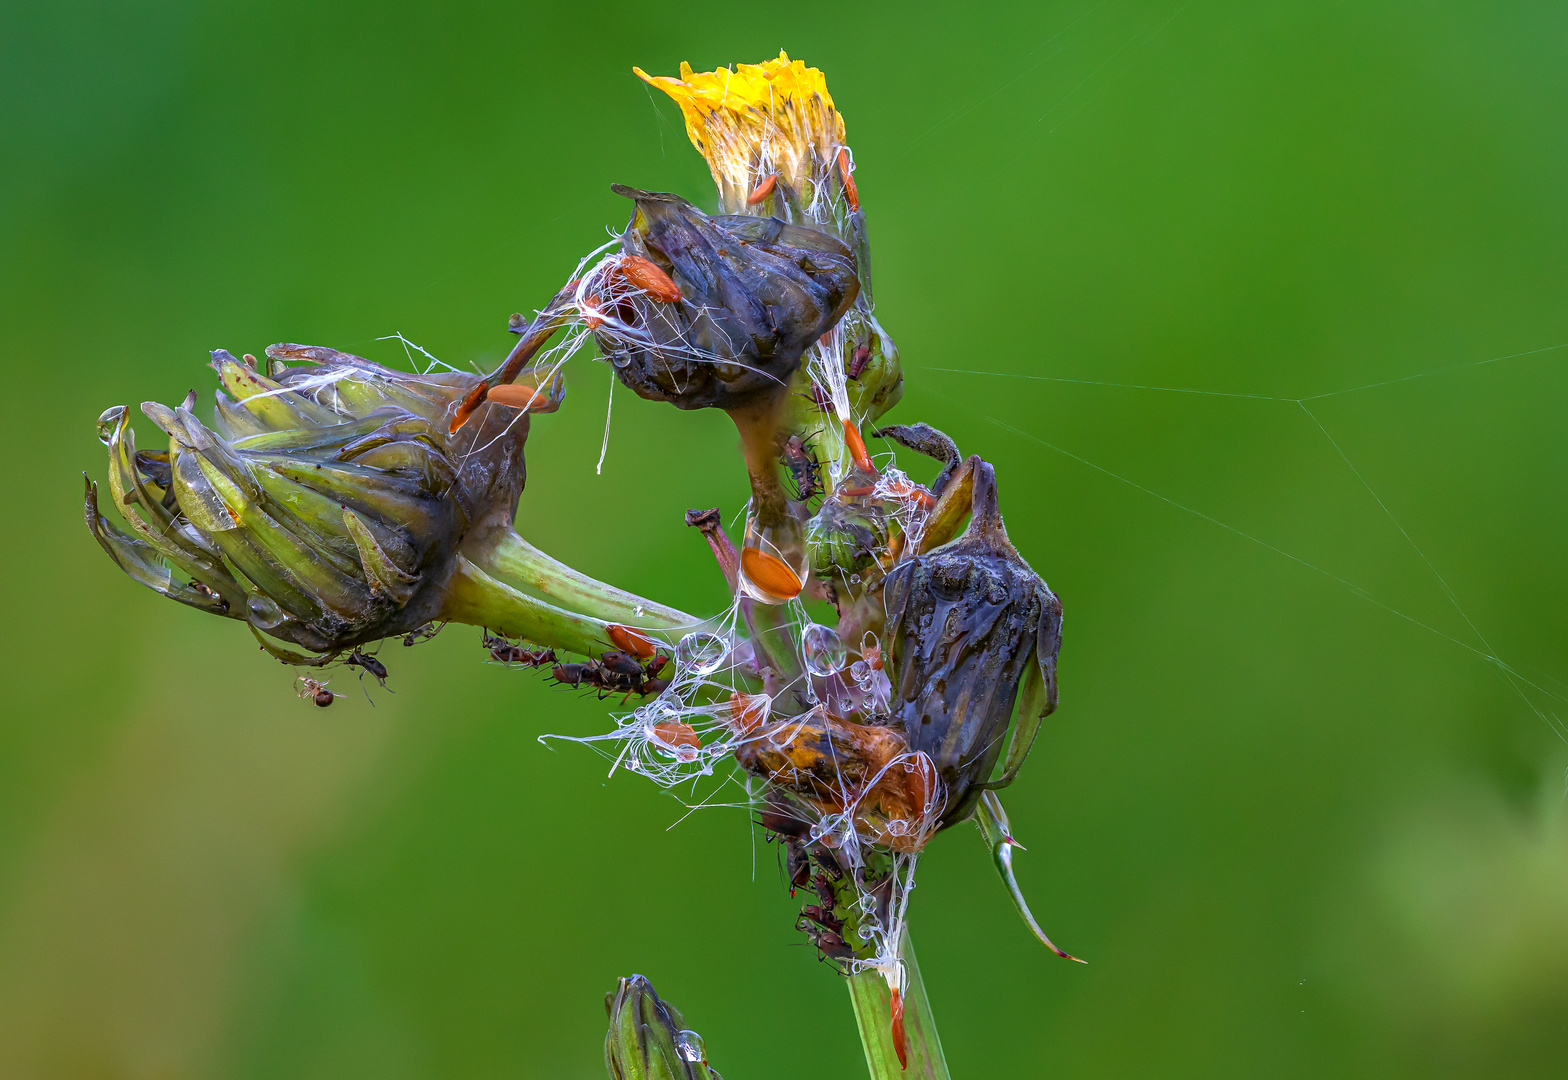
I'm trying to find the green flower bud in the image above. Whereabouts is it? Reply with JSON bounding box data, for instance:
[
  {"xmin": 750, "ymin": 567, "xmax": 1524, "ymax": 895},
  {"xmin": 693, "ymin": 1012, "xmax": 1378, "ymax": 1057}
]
[
  {"xmin": 86, "ymin": 345, "xmax": 562, "ymax": 655},
  {"xmin": 604, "ymin": 974, "xmax": 722, "ymax": 1080},
  {"xmin": 882, "ymin": 458, "xmax": 1063, "ymax": 828}
]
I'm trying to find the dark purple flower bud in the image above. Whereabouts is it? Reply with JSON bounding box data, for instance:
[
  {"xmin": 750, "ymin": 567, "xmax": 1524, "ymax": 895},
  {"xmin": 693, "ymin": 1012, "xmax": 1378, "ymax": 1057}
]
[
  {"xmin": 597, "ymin": 186, "xmax": 859, "ymax": 411},
  {"xmin": 882, "ymin": 458, "xmax": 1062, "ymax": 828}
]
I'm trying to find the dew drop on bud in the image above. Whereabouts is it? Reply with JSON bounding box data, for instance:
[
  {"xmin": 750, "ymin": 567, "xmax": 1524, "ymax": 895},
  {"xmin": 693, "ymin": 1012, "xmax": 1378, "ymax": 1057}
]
[
  {"xmin": 675, "ymin": 631, "xmax": 728, "ymax": 677},
  {"xmin": 739, "ymin": 511, "xmax": 807, "ymax": 604},
  {"xmin": 676, "ymin": 1030, "xmax": 706, "ymax": 1063},
  {"xmin": 801, "ymin": 623, "xmax": 847, "ymax": 677}
]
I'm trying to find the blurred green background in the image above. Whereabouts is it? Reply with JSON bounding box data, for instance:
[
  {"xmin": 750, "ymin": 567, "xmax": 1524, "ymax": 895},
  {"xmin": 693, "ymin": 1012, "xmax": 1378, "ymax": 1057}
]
[{"xmin": 4, "ymin": 1, "xmax": 1568, "ymax": 1077}]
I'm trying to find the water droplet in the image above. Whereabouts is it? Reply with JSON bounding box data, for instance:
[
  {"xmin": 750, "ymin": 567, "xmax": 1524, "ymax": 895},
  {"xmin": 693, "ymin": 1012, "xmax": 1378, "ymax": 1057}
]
[
  {"xmin": 675, "ymin": 631, "xmax": 728, "ymax": 677},
  {"xmin": 801, "ymin": 623, "xmax": 847, "ymax": 677},
  {"xmin": 739, "ymin": 510, "xmax": 807, "ymax": 605},
  {"xmin": 676, "ymin": 1030, "xmax": 706, "ymax": 1063},
  {"xmin": 849, "ymin": 573, "xmax": 862, "ymax": 585}
]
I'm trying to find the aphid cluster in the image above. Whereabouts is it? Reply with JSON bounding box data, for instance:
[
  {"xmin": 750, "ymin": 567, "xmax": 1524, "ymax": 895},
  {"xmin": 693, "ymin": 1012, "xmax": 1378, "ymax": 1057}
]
[{"xmin": 550, "ymin": 650, "xmax": 671, "ymax": 700}]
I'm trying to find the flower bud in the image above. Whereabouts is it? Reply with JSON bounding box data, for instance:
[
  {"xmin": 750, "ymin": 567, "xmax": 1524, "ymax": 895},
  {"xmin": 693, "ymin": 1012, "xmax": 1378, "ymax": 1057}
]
[
  {"xmin": 597, "ymin": 186, "xmax": 859, "ymax": 412},
  {"xmin": 882, "ymin": 458, "xmax": 1062, "ymax": 827},
  {"xmin": 604, "ymin": 974, "xmax": 722, "ymax": 1080},
  {"xmin": 86, "ymin": 345, "xmax": 561, "ymax": 655}
]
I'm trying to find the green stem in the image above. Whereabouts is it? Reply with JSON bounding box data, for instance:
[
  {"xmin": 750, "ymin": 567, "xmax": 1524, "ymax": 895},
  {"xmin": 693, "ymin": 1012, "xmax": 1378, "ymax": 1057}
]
[
  {"xmin": 440, "ymin": 555, "xmax": 617, "ymax": 657},
  {"xmin": 846, "ymin": 929, "xmax": 949, "ymax": 1080},
  {"xmin": 469, "ymin": 527, "xmax": 698, "ymax": 631}
]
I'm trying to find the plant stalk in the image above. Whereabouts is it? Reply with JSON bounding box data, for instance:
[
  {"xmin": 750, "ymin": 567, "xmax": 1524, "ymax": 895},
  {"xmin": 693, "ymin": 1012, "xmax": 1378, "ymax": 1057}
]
[
  {"xmin": 471, "ymin": 528, "xmax": 697, "ymax": 631},
  {"xmin": 846, "ymin": 929, "xmax": 949, "ymax": 1080}
]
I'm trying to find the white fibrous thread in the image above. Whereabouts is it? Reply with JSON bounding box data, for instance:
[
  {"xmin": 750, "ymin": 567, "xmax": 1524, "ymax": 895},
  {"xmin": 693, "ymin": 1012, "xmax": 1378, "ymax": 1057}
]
[{"xmin": 538, "ymin": 546, "xmax": 946, "ymax": 975}]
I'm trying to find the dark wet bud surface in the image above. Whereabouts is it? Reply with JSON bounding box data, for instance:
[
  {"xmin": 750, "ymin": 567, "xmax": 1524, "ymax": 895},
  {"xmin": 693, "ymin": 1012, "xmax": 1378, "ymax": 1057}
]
[
  {"xmin": 883, "ymin": 459, "xmax": 1062, "ymax": 827},
  {"xmin": 600, "ymin": 186, "xmax": 859, "ymax": 411}
]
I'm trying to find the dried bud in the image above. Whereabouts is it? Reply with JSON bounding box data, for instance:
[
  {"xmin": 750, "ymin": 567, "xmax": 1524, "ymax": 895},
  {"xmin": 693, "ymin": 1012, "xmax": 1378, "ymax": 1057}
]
[
  {"xmin": 882, "ymin": 458, "xmax": 1062, "ymax": 827},
  {"xmin": 598, "ymin": 186, "xmax": 858, "ymax": 411},
  {"xmin": 86, "ymin": 345, "xmax": 561, "ymax": 655},
  {"xmin": 604, "ymin": 974, "xmax": 722, "ymax": 1080}
]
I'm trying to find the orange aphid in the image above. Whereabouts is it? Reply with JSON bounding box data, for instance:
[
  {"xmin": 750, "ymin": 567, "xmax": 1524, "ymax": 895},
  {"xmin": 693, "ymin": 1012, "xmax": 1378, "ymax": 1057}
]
[
  {"xmin": 837, "ymin": 147, "xmax": 859, "ymax": 211},
  {"xmin": 582, "ymin": 292, "xmax": 605, "ymax": 330},
  {"xmin": 485, "ymin": 383, "xmax": 547, "ymax": 411},
  {"xmin": 448, "ymin": 379, "xmax": 491, "ymax": 433},
  {"xmin": 727, "ymin": 692, "xmax": 769, "ymax": 735},
  {"xmin": 842, "ymin": 419, "xmax": 877, "ymax": 475},
  {"xmin": 746, "ymin": 173, "xmax": 778, "ymax": 205},
  {"xmin": 883, "ymin": 474, "xmax": 936, "ymax": 510},
  {"xmin": 606, "ymin": 623, "xmax": 657, "ymax": 660},
  {"xmin": 618, "ymin": 255, "xmax": 682, "ymax": 302},
  {"xmin": 902, "ymin": 752, "xmax": 936, "ymax": 817},
  {"xmin": 740, "ymin": 547, "xmax": 804, "ymax": 601},
  {"xmin": 652, "ymin": 720, "xmax": 702, "ymax": 753},
  {"xmin": 863, "ymin": 641, "xmax": 883, "ymax": 671}
]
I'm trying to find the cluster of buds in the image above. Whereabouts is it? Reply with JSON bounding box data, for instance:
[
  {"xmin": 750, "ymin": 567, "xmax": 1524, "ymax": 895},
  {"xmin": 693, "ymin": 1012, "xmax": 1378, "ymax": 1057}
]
[{"xmin": 82, "ymin": 50, "xmax": 1075, "ymax": 1078}]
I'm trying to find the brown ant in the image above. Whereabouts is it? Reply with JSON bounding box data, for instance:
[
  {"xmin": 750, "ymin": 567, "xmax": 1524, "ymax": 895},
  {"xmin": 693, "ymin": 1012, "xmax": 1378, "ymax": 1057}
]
[{"xmin": 483, "ymin": 633, "xmax": 556, "ymax": 667}]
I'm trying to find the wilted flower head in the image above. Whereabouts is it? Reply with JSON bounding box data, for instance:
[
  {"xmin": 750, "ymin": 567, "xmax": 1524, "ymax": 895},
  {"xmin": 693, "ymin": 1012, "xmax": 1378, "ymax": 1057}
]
[
  {"xmin": 882, "ymin": 459, "xmax": 1062, "ymax": 828},
  {"xmin": 85, "ymin": 344, "xmax": 561, "ymax": 655},
  {"xmin": 635, "ymin": 52, "xmax": 852, "ymax": 223},
  {"xmin": 590, "ymin": 186, "xmax": 859, "ymax": 411}
]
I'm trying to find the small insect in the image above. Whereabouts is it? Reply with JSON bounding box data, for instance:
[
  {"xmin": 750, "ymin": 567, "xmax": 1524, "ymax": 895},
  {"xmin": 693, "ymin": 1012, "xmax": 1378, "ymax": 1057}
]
[
  {"xmin": 784, "ymin": 838, "xmax": 811, "ymax": 895},
  {"xmin": 837, "ymin": 147, "xmax": 859, "ymax": 211},
  {"xmin": 842, "ymin": 419, "xmax": 877, "ymax": 475},
  {"xmin": 782, "ymin": 435, "xmax": 824, "ymax": 503},
  {"xmin": 295, "ymin": 676, "xmax": 337, "ymax": 708},
  {"xmin": 617, "ymin": 255, "xmax": 682, "ymax": 302},
  {"xmin": 483, "ymin": 633, "xmax": 555, "ymax": 667},
  {"xmin": 746, "ymin": 173, "xmax": 778, "ymax": 205},
  {"xmin": 758, "ymin": 795, "xmax": 813, "ymax": 839},
  {"xmin": 606, "ymin": 623, "xmax": 657, "ymax": 661},
  {"xmin": 808, "ymin": 927, "xmax": 856, "ymax": 964},
  {"xmin": 813, "ymin": 874, "xmax": 838, "ymax": 910},
  {"xmin": 549, "ymin": 650, "xmax": 669, "ymax": 699},
  {"xmin": 485, "ymin": 383, "xmax": 548, "ymax": 410},
  {"xmin": 581, "ymin": 292, "xmax": 606, "ymax": 330},
  {"xmin": 729, "ymin": 692, "xmax": 770, "ymax": 736},
  {"xmin": 808, "ymin": 381, "xmax": 833, "ymax": 412},
  {"xmin": 402, "ymin": 622, "xmax": 443, "ymax": 647},
  {"xmin": 345, "ymin": 650, "xmax": 387, "ymax": 685},
  {"xmin": 650, "ymin": 720, "xmax": 702, "ymax": 758},
  {"xmin": 848, "ymin": 344, "xmax": 872, "ymax": 380}
]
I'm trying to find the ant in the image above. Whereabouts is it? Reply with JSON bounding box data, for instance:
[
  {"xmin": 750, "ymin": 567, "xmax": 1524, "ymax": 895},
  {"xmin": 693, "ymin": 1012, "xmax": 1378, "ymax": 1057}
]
[
  {"xmin": 345, "ymin": 649, "xmax": 388, "ymax": 687},
  {"xmin": 550, "ymin": 650, "xmax": 670, "ymax": 700},
  {"xmin": 483, "ymin": 632, "xmax": 556, "ymax": 667},
  {"xmin": 782, "ymin": 435, "xmax": 824, "ymax": 503}
]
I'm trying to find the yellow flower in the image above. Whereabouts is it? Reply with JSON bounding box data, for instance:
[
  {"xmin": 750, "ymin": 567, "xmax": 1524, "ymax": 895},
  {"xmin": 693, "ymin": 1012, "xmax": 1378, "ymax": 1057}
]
[{"xmin": 635, "ymin": 51, "xmax": 858, "ymax": 221}]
